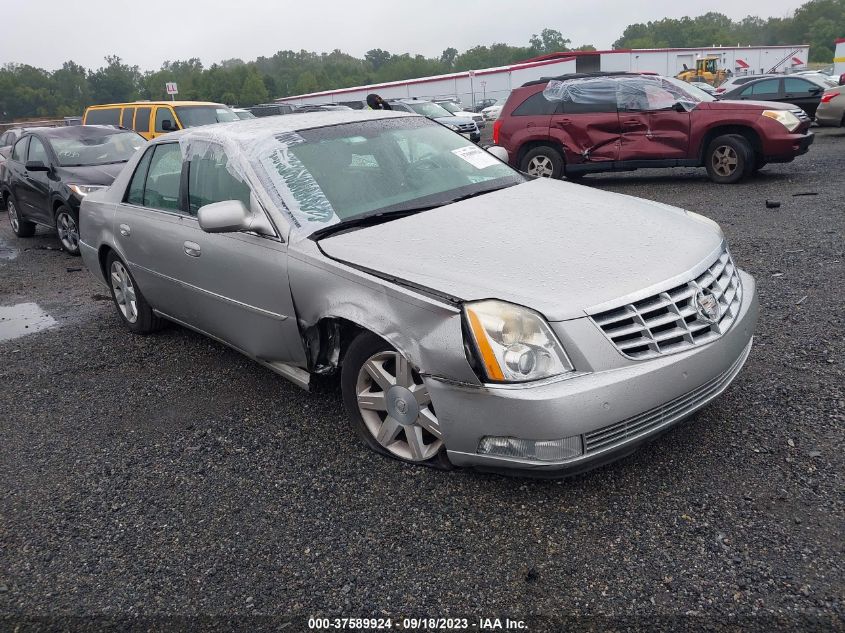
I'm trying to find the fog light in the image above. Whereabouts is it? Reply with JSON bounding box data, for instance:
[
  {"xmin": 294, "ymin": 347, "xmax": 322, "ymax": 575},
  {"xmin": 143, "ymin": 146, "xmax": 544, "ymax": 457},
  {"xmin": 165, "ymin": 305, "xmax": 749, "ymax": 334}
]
[{"xmin": 477, "ymin": 435, "xmax": 583, "ymax": 462}]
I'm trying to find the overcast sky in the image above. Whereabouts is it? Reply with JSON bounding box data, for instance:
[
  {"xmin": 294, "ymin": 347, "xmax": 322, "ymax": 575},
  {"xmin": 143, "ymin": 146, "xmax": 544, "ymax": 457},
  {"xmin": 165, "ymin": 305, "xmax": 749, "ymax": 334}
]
[{"xmin": 2, "ymin": 0, "xmax": 803, "ymax": 71}]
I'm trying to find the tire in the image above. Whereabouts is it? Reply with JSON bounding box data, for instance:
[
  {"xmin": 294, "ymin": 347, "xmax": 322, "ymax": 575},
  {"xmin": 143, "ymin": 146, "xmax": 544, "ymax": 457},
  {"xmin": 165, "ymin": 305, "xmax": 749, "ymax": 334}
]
[
  {"xmin": 341, "ymin": 332, "xmax": 451, "ymax": 469},
  {"xmin": 105, "ymin": 251, "xmax": 162, "ymax": 334},
  {"xmin": 705, "ymin": 134, "xmax": 753, "ymax": 184},
  {"xmin": 54, "ymin": 205, "xmax": 80, "ymax": 255},
  {"xmin": 7, "ymin": 196, "xmax": 36, "ymax": 237},
  {"xmin": 520, "ymin": 146, "xmax": 563, "ymax": 179}
]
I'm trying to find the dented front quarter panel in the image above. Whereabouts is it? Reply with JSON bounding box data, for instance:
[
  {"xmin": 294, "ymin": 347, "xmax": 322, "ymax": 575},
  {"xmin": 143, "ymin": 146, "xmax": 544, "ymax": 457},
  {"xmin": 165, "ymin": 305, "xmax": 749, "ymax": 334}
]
[{"xmin": 287, "ymin": 238, "xmax": 481, "ymax": 385}]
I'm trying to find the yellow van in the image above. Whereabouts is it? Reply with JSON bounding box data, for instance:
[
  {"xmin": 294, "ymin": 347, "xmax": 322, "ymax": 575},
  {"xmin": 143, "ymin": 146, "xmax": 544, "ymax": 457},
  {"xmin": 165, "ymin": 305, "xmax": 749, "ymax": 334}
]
[{"xmin": 82, "ymin": 101, "xmax": 239, "ymax": 140}]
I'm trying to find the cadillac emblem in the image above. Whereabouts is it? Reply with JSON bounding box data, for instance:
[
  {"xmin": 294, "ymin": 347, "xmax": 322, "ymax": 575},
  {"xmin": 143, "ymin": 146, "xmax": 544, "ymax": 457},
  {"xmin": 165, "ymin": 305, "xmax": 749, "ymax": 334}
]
[{"xmin": 695, "ymin": 288, "xmax": 721, "ymax": 323}]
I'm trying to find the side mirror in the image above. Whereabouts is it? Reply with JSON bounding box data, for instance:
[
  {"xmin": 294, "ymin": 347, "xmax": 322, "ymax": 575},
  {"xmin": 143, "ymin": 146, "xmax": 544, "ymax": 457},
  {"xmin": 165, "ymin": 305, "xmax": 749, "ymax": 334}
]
[
  {"xmin": 672, "ymin": 101, "xmax": 688, "ymax": 112},
  {"xmin": 809, "ymin": 86, "xmax": 823, "ymax": 95},
  {"xmin": 486, "ymin": 146, "xmax": 509, "ymax": 162},
  {"xmin": 25, "ymin": 160, "xmax": 49, "ymax": 172},
  {"xmin": 161, "ymin": 120, "xmax": 176, "ymax": 131},
  {"xmin": 197, "ymin": 198, "xmax": 275, "ymax": 236}
]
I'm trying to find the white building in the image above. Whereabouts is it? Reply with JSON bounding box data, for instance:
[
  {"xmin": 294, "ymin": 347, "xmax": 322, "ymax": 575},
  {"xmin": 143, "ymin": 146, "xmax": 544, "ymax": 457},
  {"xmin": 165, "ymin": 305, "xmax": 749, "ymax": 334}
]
[
  {"xmin": 275, "ymin": 45, "xmax": 810, "ymax": 106},
  {"xmin": 275, "ymin": 57, "xmax": 577, "ymax": 108},
  {"xmin": 835, "ymin": 38, "xmax": 845, "ymax": 77}
]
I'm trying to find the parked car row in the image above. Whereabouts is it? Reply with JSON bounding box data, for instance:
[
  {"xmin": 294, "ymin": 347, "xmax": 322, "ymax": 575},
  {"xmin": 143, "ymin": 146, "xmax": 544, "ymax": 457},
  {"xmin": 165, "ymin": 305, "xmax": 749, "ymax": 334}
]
[
  {"xmin": 82, "ymin": 101, "xmax": 240, "ymax": 140},
  {"xmin": 387, "ymin": 98, "xmax": 481, "ymax": 142},
  {"xmin": 491, "ymin": 72, "xmax": 815, "ymax": 184}
]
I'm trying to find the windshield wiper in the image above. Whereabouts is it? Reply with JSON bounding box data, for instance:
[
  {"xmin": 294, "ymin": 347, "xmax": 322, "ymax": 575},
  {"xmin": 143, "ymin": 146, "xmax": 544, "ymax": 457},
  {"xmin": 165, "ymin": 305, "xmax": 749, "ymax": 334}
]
[{"xmin": 309, "ymin": 182, "xmax": 518, "ymax": 241}]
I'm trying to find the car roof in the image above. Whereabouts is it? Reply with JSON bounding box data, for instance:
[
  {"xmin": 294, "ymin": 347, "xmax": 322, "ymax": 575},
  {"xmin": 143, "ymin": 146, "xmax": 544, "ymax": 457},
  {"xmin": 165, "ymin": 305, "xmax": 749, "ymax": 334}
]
[
  {"xmin": 521, "ymin": 71, "xmax": 649, "ymax": 87},
  {"xmin": 26, "ymin": 125, "xmax": 139, "ymax": 139},
  {"xmin": 388, "ymin": 98, "xmax": 434, "ymax": 104},
  {"xmin": 87, "ymin": 101, "xmax": 225, "ymax": 108}
]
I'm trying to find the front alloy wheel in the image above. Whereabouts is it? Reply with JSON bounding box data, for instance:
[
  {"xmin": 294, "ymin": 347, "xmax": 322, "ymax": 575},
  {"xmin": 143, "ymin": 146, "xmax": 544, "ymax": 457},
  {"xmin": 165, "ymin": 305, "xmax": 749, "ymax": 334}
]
[
  {"xmin": 110, "ymin": 259, "xmax": 138, "ymax": 323},
  {"xmin": 55, "ymin": 208, "xmax": 80, "ymax": 254},
  {"xmin": 355, "ymin": 350, "xmax": 443, "ymax": 462}
]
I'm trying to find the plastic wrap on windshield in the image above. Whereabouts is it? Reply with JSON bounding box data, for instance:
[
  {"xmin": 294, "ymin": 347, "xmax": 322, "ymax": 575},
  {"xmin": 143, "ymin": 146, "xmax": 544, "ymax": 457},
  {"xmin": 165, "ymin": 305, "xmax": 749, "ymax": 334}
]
[
  {"xmin": 179, "ymin": 122, "xmax": 339, "ymax": 240},
  {"xmin": 542, "ymin": 78, "xmax": 618, "ymax": 104},
  {"xmin": 543, "ymin": 75, "xmax": 697, "ymax": 111}
]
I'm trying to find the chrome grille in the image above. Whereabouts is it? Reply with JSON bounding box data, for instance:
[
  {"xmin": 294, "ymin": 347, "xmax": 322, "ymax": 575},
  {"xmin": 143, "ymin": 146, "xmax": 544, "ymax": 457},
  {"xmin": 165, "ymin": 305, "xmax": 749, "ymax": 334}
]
[
  {"xmin": 584, "ymin": 339, "xmax": 752, "ymax": 455},
  {"xmin": 592, "ymin": 248, "xmax": 743, "ymax": 360}
]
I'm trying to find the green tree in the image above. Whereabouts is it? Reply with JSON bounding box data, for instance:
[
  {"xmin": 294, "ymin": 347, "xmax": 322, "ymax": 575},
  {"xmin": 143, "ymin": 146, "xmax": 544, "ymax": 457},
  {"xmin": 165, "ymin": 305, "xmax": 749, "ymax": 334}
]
[
  {"xmin": 365, "ymin": 49, "xmax": 392, "ymax": 71},
  {"xmin": 89, "ymin": 55, "xmax": 141, "ymax": 104},
  {"xmin": 440, "ymin": 47, "xmax": 458, "ymax": 68},
  {"xmin": 240, "ymin": 69, "xmax": 269, "ymax": 105}
]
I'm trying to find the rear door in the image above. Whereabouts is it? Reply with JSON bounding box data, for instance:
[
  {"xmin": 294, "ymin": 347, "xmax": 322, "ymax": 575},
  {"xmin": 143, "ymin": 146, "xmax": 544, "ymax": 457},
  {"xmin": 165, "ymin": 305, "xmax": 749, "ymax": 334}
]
[
  {"xmin": 617, "ymin": 79, "xmax": 690, "ymax": 161},
  {"xmin": 551, "ymin": 78, "xmax": 620, "ymax": 166}
]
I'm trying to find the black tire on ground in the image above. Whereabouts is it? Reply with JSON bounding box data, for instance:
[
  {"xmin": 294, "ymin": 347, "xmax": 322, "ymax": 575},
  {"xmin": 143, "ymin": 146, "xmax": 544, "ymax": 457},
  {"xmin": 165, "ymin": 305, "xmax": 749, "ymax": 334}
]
[
  {"xmin": 54, "ymin": 205, "xmax": 81, "ymax": 255},
  {"xmin": 519, "ymin": 146, "xmax": 564, "ymax": 179},
  {"xmin": 7, "ymin": 196, "xmax": 36, "ymax": 237},
  {"xmin": 705, "ymin": 134, "xmax": 753, "ymax": 184},
  {"xmin": 341, "ymin": 332, "xmax": 452, "ymax": 469},
  {"xmin": 105, "ymin": 250, "xmax": 163, "ymax": 334}
]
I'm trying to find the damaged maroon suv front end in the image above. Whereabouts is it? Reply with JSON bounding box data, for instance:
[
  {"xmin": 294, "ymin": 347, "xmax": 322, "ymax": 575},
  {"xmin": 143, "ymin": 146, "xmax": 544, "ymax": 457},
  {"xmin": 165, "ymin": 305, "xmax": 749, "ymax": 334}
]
[{"xmin": 494, "ymin": 73, "xmax": 814, "ymax": 184}]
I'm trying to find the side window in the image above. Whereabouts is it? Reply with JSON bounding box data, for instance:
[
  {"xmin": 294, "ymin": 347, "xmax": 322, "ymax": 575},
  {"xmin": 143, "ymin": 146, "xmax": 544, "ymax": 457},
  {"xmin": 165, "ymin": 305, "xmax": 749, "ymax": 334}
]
[
  {"xmin": 188, "ymin": 149, "xmax": 251, "ymax": 215},
  {"xmin": 11, "ymin": 137, "xmax": 28, "ymax": 162},
  {"xmin": 121, "ymin": 107, "xmax": 135, "ymax": 128},
  {"xmin": 28, "ymin": 137, "xmax": 49, "ymax": 164},
  {"xmin": 0, "ymin": 132, "xmax": 9, "ymax": 146},
  {"xmin": 134, "ymin": 107, "xmax": 151, "ymax": 133},
  {"xmin": 562, "ymin": 80, "xmax": 618, "ymax": 114},
  {"xmin": 745, "ymin": 79, "xmax": 780, "ymax": 96},
  {"xmin": 142, "ymin": 143, "xmax": 183, "ymax": 211},
  {"xmin": 784, "ymin": 78, "xmax": 814, "ymax": 95},
  {"xmin": 86, "ymin": 108, "xmax": 120, "ymax": 125},
  {"xmin": 125, "ymin": 147, "xmax": 155, "ymax": 206},
  {"xmin": 154, "ymin": 107, "xmax": 177, "ymax": 133},
  {"xmin": 512, "ymin": 92, "xmax": 557, "ymax": 116}
]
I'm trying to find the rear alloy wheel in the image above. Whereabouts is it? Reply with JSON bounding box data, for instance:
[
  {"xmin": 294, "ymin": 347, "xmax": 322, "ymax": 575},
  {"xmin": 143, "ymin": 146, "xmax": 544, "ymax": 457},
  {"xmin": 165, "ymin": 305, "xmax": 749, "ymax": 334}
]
[
  {"xmin": 520, "ymin": 146, "xmax": 563, "ymax": 179},
  {"xmin": 342, "ymin": 333, "xmax": 450, "ymax": 468},
  {"xmin": 106, "ymin": 251, "xmax": 162, "ymax": 334},
  {"xmin": 7, "ymin": 197, "xmax": 36, "ymax": 237},
  {"xmin": 55, "ymin": 206, "xmax": 80, "ymax": 255},
  {"xmin": 705, "ymin": 134, "xmax": 752, "ymax": 184}
]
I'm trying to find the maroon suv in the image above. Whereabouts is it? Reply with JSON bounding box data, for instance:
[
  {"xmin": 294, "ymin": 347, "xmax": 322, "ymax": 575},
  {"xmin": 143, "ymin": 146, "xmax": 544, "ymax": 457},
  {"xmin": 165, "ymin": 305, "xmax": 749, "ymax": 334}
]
[{"xmin": 494, "ymin": 73, "xmax": 814, "ymax": 184}]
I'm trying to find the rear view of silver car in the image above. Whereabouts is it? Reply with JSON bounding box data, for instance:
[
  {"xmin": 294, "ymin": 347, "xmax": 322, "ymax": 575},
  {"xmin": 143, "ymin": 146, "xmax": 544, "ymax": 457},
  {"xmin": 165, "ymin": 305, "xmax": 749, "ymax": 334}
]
[{"xmin": 79, "ymin": 110, "xmax": 757, "ymax": 476}]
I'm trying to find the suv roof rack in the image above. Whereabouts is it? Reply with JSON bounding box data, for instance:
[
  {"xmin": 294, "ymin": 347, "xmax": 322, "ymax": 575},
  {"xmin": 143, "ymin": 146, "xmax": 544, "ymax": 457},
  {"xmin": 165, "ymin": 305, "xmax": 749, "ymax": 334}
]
[{"xmin": 521, "ymin": 71, "xmax": 643, "ymax": 87}]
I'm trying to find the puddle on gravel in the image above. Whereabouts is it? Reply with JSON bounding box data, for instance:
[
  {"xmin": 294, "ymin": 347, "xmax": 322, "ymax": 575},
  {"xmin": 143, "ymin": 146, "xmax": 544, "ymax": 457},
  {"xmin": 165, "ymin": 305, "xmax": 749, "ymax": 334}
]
[
  {"xmin": 0, "ymin": 235, "xmax": 18, "ymax": 260},
  {"xmin": 0, "ymin": 303, "xmax": 57, "ymax": 342}
]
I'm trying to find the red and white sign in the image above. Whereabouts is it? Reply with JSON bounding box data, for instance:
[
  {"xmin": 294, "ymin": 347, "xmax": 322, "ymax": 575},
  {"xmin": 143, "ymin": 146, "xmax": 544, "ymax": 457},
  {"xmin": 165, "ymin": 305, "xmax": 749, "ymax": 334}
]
[{"xmin": 165, "ymin": 82, "xmax": 178, "ymax": 95}]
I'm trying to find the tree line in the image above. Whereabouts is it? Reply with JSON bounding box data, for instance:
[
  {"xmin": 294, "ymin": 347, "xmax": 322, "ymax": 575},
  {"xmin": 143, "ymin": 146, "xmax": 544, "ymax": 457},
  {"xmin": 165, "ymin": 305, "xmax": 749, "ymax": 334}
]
[{"xmin": 1, "ymin": 0, "xmax": 841, "ymax": 122}]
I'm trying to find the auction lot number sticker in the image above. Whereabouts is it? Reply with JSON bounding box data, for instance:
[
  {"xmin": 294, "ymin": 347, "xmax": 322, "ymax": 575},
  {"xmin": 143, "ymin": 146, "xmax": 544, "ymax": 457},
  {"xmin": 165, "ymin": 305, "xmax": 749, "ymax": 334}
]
[{"xmin": 308, "ymin": 617, "xmax": 527, "ymax": 630}]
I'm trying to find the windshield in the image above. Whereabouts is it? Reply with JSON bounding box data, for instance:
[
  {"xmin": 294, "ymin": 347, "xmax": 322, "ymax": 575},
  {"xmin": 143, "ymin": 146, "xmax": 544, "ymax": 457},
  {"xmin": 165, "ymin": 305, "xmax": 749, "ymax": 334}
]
[
  {"xmin": 235, "ymin": 110, "xmax": 256, "ymax": 120},
  {"xmin": 50, "ymin": 131, "xmax": 145, "ymax": 167},
  {"xmin": 175, "ymin": 105, "xmax": 239, "ymax": 127},
  {"xmin": 437, "ymin": 102, "xmax": 461, "ymax": 114},
  {"xmin": 247, "ymin": 117, "xmax": 522, "ymax": 238},
  {"xmin": 653, "ymin": 76, "xmax": 716, "ymax": 103},
  {"xmin": 407, "ymin": 101, "xmax": 453, "ymax": 118}
]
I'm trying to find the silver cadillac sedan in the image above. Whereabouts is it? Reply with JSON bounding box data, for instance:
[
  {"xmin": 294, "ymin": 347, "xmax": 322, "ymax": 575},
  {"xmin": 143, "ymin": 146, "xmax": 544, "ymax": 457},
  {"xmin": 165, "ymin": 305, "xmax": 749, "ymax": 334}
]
[{"xmin": 79, "ymin": 110, "xmax": 758, "ymax": 475}]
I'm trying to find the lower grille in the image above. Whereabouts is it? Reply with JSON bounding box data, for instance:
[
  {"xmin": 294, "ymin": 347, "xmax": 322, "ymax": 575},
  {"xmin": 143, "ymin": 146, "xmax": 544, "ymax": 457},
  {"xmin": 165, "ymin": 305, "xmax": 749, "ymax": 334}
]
[
  {"xmin": 591, "ymin": 247, "xmax": 743, "ymax": 360},
  {"xmin": 583, "ymin": 338, "xmax": 752, "ymax": 455}
]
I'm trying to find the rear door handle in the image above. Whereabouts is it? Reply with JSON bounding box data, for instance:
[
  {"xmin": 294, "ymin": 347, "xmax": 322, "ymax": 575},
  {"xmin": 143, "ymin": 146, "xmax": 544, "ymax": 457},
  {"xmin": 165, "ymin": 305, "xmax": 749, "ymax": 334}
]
[
  {"xmin": 184, "ymin": 241, "xmax": 201, "ymax": 257},
  {"xmin": 119, "ymin": 223, "xmax": 130, "ymax": 237}
]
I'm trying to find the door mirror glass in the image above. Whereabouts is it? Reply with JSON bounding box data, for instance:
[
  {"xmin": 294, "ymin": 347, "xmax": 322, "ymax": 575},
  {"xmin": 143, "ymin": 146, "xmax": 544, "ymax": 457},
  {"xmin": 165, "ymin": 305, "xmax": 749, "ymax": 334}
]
[{"xmin": 25, "ymin": 160, "xmax": 49, "ymax": 172}]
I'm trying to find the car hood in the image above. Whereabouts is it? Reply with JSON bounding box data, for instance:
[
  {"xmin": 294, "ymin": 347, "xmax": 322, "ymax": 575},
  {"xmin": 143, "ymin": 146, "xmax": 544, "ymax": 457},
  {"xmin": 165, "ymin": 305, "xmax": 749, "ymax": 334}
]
[
  {"xmin": 433, "ymin": 116, "xmax": 474, "ymax": 125},
  {"xmin": 58, "ymin": 162, "xmax": 126, "ymax": 185},
  {"xmin": 705, "ymin": 99, "xmax": 794, "ymax": 111},
  {"xmin": 318, "ymin": 178, "xmax": 724, "ymax": 321}
]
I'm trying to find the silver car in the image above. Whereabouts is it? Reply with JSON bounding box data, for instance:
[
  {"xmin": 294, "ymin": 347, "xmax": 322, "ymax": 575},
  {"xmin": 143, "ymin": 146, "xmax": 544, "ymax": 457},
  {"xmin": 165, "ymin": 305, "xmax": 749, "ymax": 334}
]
[
  {"xmin": 815, "ymin": 87, "xmax": 844, "ymax": 127},
  {"xmin": 79, "ymin": 110, "xmax": 758, "ymax": 475}
]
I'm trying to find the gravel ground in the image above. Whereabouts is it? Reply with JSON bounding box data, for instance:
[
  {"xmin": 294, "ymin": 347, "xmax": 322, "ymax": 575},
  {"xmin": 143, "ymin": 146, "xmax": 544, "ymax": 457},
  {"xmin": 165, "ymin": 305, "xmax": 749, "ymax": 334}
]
[{"xmin": 0, "ymin": 128, "xmax": 843, "ymax": 632}]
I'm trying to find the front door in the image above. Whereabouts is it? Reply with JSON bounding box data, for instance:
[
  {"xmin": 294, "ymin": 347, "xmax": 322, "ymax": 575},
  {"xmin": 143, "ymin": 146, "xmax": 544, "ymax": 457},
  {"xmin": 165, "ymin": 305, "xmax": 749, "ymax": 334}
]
[{"xmin": 782, "ymin": 77, "xmax": 823, "ymax": 117}]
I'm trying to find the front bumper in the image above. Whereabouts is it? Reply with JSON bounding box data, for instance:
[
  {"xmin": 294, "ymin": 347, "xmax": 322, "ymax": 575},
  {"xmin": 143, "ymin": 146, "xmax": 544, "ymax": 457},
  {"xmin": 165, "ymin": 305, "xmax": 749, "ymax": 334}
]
[
  {"xmin": 430, "ymin": 270, "xmax": 758, "ymax": 475},
  {"xmin": 763, "ymin": 131, "xmax": 814, "ymax": 163}
]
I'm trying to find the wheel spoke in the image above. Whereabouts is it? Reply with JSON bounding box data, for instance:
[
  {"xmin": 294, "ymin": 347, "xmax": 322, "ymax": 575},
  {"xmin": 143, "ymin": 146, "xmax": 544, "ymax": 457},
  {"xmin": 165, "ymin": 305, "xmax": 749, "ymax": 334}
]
[
  {"xmin": 417, "ymin": 408, "xmax": 441, "ymax": 439},
  {"xmin": 376, "ymin": 417, "xmax": 402, "ymax": 445},
  {"xmin": 357, "ymin": 389, "xmax": 387, "ymax": 411},
  {"xmin": 410, "ymin": 383, "xmax": 430, "ymax": 407},
  {"xmin": 395, "ymin": 354, "xmax": 413, "ymax": 388},
  {"xmin": 364, "ymin": 359, "xmax": 394, "ymax": 391},
  {"xmin": 404, "ymin": 425, "xmax": 427, "ymax": 461}
]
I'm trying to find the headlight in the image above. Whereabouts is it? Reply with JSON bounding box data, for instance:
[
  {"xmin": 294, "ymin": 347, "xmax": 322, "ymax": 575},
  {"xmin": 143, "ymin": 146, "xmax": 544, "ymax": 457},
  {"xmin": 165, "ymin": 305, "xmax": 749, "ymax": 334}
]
[
  {"xmin": 444, "ymin": 123, "xmax": 459, "ymax": 130},
  {"xmin": 68, "ymin": 184, "xmax": 107, "ymax": 197},
  {"xmin": 761, "ymin": 109, "xmax": 801, "ymax": 132},
  {"xmin": 464, "ymin": 300, "xmax": 574, "ymax": 383}
]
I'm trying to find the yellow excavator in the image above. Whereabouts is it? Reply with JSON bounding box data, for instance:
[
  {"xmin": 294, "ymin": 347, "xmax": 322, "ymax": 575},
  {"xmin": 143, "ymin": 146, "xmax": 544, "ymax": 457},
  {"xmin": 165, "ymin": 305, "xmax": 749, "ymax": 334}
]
[{"xmin": 677, "ymin": 56, "xmax": 730, "ymax": 86}]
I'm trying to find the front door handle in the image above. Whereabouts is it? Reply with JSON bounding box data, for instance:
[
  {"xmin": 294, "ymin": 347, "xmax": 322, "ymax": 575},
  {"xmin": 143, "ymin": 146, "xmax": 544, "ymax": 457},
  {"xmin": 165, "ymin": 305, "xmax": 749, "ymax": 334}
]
[
  {"xmin": 184, "ymin": 241, "xmax": 201, "ymax": 257},
  {"xmin": 623, "ymin": 119, "xmax": 642, "ymax": 125},
  {"xmin": 119, "ymin": 223, "xmax": 130, "ymax": 237},
  {"xmin": 553, "ymin": 119, "xmax": 572, "ymax": 128}
]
